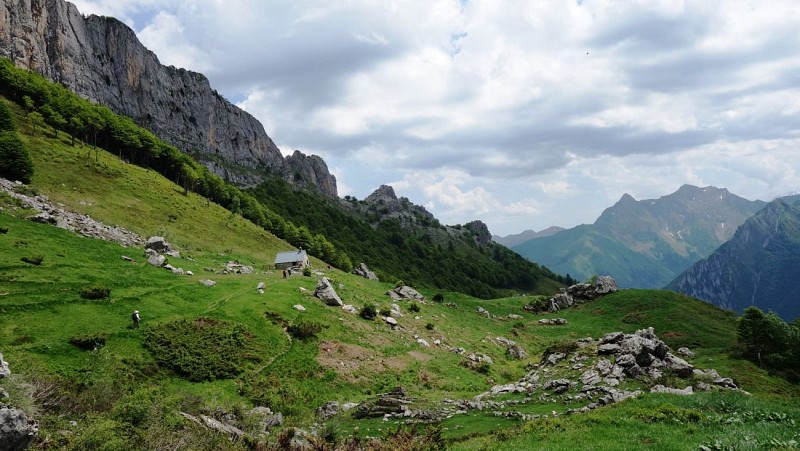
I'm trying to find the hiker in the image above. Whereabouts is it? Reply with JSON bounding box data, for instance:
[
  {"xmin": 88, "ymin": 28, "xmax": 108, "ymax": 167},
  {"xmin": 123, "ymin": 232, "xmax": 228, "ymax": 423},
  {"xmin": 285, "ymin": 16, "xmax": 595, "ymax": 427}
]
[
  {"xmin": 288, "ymin": 267, "xmax": 293, "ymax": 276},
  {"xmin": 132, "ymin": 310, "xmax": 140, "ymax": 328}
]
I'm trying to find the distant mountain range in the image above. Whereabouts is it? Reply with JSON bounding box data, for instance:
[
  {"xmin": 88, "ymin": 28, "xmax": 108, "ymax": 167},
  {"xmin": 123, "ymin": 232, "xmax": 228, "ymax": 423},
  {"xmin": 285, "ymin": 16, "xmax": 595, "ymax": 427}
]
[
  {"xmin": 492, "ymin": 226, "xmax": 565, "ymax": 248},
  {"xmin": 511, "ymin": 185, "xmax": 766, "ymax": 288},
  {"xmin": 668, "ymin": 195, "xmax": 800, "ymax": 321}
]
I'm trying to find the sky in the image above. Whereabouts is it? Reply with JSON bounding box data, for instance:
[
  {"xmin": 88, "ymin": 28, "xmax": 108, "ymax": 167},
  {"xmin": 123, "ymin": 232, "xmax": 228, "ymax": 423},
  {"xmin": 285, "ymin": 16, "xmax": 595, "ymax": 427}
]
[{"xmin": 71, "ymin": 0, "xmax": 800, "ymax": 236}]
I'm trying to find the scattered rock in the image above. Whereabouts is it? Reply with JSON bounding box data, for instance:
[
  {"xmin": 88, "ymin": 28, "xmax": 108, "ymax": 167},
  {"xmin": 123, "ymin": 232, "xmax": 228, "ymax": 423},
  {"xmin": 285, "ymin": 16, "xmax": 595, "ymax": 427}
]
[
  {"xmin": 0, "ymin": 406, "xmax": 38, "ymax": 451},
  {"xmin": 507, "ymin": 345, "xmax": 528, "ymax": 360},
  {"xmin": 387, "ymin": 286, "xmax": 425, "ymax": 302},
  {"xmin": 384, "ymin": 317, "xmax": 399, "ymax": 328},
  {"xmin": 476, "ymin": 307, "xmax": 491, "ymax": 318},
  {"xmin": 538, "ymin": 318, "xmax": 568, "ymax": 325},
  {"xmin": 198, "ymin": 279, "xmax": 216, "ymax": 287},
  {"xmin": 293, "ymin": 305, "xmax": 306, "ymax": 311},
  {"xmin": 352, "ymin": 263, "xmax": 379, "ymax": 281},
  {"xmin": 650, "ymin": 385, "xmax": 693, "ymax": 395},
  {"xmin": 315, "ymin": 277, "xmax": 343, "ymax": 306},
  {"xmin": 341, "ymin": 305, "xmax": 357, "ymax": 314},
  {"xmin": 546, "ymin": 276, "xmax": 618, "ymax": 312},
  {"xmin": 0, "ymin": 353, "xmax": 10, "ymax": 378},
  {"xmin": 317, "ymin": 401, "xmax": 340, "ymax": 420}
]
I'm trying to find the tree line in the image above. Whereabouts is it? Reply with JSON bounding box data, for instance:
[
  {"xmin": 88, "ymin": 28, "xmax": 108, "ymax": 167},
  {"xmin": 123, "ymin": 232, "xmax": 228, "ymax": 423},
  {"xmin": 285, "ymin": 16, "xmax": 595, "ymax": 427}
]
[{"xmin": 738, "ymin": 306, "xmax": 800, "ymax": 382}]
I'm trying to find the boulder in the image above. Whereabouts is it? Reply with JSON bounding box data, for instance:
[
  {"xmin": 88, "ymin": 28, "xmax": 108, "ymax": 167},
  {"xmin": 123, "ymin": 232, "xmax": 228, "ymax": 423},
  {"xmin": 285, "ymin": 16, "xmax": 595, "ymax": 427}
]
[
  {"xmin": 145, "ymin": 236, "xmax": 172, "ymax": 254},
  {"xmin": 314, "ymin": 277, "xmax": 343, "ymax": 306},
  {"xmin": 388, "ymin": 286, "xmax": 425, "ymax": 301},
  {"xmin": 293, "ymin": 305, "xmax": 306, "ymax": 311},
  {"xmin": 198, "ymin": 279, "xmax": 216, "ymax": 287},
  {"xmin": 317, "ymin": 401, "xmax": 340, "ymax": 420},
  {"xmin": 352, "ymin": 263, "xmax": 379, "ymax": 281},
  {"xmin": 546, "ymin": 276, "xmax": 618, "ymax": 312},
  {"xmin": 0, "ymin": 353, "xmax": 10, "ymax": 378},
  {"xmin": 341, "ymin": 304, "xmax": 357, "ymax": 314},
  {"xmin": 507, "ymin": 345, "xmax": 528, "ymax": 360},
  {"xmin": 0, "ymin": 406, "xmax": 38, "ymax": 451}
]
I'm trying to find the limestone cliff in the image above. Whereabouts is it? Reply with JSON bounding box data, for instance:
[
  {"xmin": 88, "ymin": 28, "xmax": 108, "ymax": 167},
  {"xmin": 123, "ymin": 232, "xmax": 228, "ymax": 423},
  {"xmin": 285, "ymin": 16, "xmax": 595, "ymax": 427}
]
[{"xmin": 0, "ymin": 0, "xmax": 337, "ymax": 196}]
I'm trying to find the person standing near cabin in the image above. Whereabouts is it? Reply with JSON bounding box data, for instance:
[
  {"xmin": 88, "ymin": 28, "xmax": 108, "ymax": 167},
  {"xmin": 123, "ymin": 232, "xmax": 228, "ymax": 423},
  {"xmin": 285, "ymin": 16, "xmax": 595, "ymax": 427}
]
[
  {"xmin": 132, "ymin": 310, "xmax": 140, "ymax": 328},
  {"xmin": 283, "ymin": 269, "xmax": 287, "ymax": 279}
]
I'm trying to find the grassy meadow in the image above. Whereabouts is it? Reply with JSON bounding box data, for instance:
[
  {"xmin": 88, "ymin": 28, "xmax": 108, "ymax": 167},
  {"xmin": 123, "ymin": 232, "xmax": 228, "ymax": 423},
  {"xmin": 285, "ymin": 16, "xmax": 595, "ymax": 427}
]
[{"xmin": 1, "ymin": 100, "xmax": 799, "ymax": 449}]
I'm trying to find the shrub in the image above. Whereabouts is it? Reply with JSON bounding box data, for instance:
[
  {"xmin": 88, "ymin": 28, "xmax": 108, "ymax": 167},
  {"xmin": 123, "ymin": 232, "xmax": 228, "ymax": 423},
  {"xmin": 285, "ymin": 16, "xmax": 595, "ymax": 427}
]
[
  {"xmin": 287, "ymin": 320, "xmax": 325, "ymax": 341},
  {"xmin": 0, "ymin": 132, "xmax": 34, "ymax": 184},
  {"xmin": 21, "ymin": 254, "xmax": 44, "ymax": 265},
  {"xmin": 394, "ymin": 280, "xmax": 406, "ymax": 288},
  {"xmin": 379, "ymin": 307, "xmax": 392, "ymax": 317},
  {"xmin": 360, "ymin": 303, "xmax": 377, "ymax": 320},
  {"xmin": 0, "ymin": 100, "xmax": 16, "ymax": 132},
  {"xmin": 143, "ymin": 317, "xmax": 261, "ymax": 381},
  {"xmin": 425, "ymin": 322, "xmax": 434, "ymax": 331},
  {"xmin": 433, "ymin": 293, "xmax": 444, "ymax": 303},
  {"xmin": 543, "ymin": 339, "xmax": 579, "ymax": 357},
  {"xmin": 0, "ymin": 226, "xmax": 8, "ymax": 234},
  {"xmin": 79, "ymin": 285, "xmax": 111, "ymax": 300},
  {"xmin": 69, "ymin": 333, "xmax": 108, "ymax": 350},
  {"xmin": 408, "ymin": 302, "xmax": 421, "ymax": 313},
  {"xmin": 302, "ymin": 267, "xmax": 312, "ymax": 276}
]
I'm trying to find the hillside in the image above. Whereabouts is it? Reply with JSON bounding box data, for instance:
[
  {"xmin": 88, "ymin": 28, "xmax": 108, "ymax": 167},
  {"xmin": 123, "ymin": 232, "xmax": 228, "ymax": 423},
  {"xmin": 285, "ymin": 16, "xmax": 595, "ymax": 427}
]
[
  {"xmin": 513, "ymin": 185, "xmax": 766, "ymax": 288},
  {"xmin": 668, "ymin": 195, "xmax": 800, "ymax": 321},
  {"xmin": 1, "ymin": 118, "xmax": 799, "ymax": 449}
]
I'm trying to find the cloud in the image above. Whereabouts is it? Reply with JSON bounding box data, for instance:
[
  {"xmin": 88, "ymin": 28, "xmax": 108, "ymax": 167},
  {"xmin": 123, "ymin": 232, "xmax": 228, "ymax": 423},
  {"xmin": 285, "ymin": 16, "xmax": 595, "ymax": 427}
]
[{"xmin": 66, "ymin": 0, "xmax": 800, "ymax": 235}]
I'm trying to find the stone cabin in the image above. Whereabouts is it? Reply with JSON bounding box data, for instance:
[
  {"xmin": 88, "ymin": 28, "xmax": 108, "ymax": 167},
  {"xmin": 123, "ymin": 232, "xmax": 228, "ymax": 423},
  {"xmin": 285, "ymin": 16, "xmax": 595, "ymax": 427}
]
[{"xmin": 274, "ymin": 249, "xmax": 309, "ymax": 270}]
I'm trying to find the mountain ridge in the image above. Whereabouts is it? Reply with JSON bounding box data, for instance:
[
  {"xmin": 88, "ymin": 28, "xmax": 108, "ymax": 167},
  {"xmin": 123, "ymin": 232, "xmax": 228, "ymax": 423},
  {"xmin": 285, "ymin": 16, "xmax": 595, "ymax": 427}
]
[
  {"xmin": 668, "ymin": 194, "xmax": 800, "ymax": 321},
  {"xmin": 513, "ymin": 185, "xmax": 766, "ymax": 288},
  {"xmin": 0, "ymin": 0, "xmax": 337, "ymax": 196}
]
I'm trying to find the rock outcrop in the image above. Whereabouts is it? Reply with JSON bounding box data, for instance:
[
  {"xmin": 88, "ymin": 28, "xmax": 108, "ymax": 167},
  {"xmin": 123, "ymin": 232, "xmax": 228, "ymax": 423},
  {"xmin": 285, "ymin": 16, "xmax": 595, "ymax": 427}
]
[
  {"xmin": 0, "ymin": 0, "xmax": 337, "ymax": 195},
  {"xmin": 352, "ymin": 263, "xmax": 378, "ymax": 281},
  {"xmin": 546, "ymin": 276, "xmax": 618, "ymax": 312},
  {"xmin": 315, "ymin": 277, "xmax": 343, "ymax": 306},
  {"xmin": 0, "ymin": 406, "xmax": 38, "ymax": 451}
]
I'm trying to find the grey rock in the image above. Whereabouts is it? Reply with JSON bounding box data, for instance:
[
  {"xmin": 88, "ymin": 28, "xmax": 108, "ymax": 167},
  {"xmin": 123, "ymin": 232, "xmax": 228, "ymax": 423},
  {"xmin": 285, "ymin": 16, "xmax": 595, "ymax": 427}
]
[
  {"xmin": 145, "ymin": 236, "xmax": 172, "ymax": 254},
  {"xmin": 317, "ymin": 401, "xmax": 340, "ymax": 420},
  {"xmin": 391, "ymin": 286, "xmax": 425, "ymax": 301},
  {"xmin": 664, "ymin": 353, "xmax": 694, "ymax": 378},
  {"xmin": 352, "ymin": 263, "xmax": 379, "ymax": 281},
  {"xmin": 507, "ymin": 345, "xmax": 528, "ymax": 360},
  {"xmin": 198, "ymin": 279, "xmax": 216, "ymax": 287},
  {"xmin": 0, "ymin": 406, "xmax": 38, "ymax": 451},
  {"xmin": 0, "ymin": 353, "xmax": 9, "ymax": 378},
  {"xmin": 341, "ymin": 304, "xmax": 357, "ymax": 314},
  {"xmin": 546, "ymin": 352, "xmax": 567, "ymax": 365},
  {"xmin": 293, "ymin": 304, "xmax": 306, "ymax": 311},
  {"xmin": 677, "ymin": 347, "xmax": 695, "ymax": 357},
  {"xmin": 650, "ymin": 385, "xmax": 694, "ymax": 395},
  {"xmin": 315, "ymin": 277, "xmax": 343, "ymax": 306}
]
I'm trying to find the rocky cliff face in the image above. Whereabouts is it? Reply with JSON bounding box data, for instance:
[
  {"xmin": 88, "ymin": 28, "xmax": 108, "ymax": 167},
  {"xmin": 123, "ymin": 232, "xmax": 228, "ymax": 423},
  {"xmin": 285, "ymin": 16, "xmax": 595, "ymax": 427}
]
[
  {"xmin": 667, "ymin": 195, "xmax": 800, "ymax": 321},
  {"xmin": 0, "ymin": 0, "xmax": 337, "ymax": 196}
]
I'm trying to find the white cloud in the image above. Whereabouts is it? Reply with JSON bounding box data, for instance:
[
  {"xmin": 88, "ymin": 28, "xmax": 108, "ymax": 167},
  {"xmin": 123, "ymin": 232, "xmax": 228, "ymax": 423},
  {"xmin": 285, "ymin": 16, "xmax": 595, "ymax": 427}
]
[{"xmin": 64, "ymin": 0, "xmax": 800, "ymax": 235}]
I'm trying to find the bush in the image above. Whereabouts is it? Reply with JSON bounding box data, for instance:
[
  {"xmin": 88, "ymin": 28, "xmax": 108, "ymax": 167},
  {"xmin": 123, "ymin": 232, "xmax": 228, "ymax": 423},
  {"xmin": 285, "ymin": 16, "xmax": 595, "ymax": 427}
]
[
  {"xmin": 360, "ymin": 303, "xmax": 377, "ymax": 320},
  {"xmin": 0, "ymin": 100, "xmax": 14, "ymax": 131},
  {"xmin": 143, "ymin": 317, "xmax": 261, "ymax": 381},
  {"xmin": 379, "ymin": 307, "xmax": 392, "ymax": 317},
  {"xmin": 69, "ymin": 333, "xmax": 108, "ymax": 350},
  {"xmin": 425, "ymin": 322, "xmax": 434, "ymax": 331},
  {"xmin": 408, "ymin": 302, "xmax": 421, "ymax": 313},
  {"xmin": 302, "ymin": 267, "xmax": 312, "ymax": 276},
  {"xmin": 79, "ymin": 285, "xmax": 112, "ymax": 300},
  {"xmin": 0, "ymin": 132, "xmax": 34, "ymax": 183},
  {"xmin": 0, "ymin": 226, "xmax": 8, "ymax": 234},
  {"xmin": 21, "ymin": 254, "xmax": 44, "ymax": 265},
  {"xmin": 433, "ymin": 293, "xmax": 444, "ymax": 303},
  {"xmin": 287, "ymin": 320, "xmax": 325, "ymax": 341}
]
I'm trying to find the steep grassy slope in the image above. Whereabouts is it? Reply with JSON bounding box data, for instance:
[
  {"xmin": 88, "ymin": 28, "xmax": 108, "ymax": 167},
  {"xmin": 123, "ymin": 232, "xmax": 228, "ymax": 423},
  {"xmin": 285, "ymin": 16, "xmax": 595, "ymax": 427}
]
[{"xmin": 2, "ymin": 103, "xmax": 799, "ymax": 450}]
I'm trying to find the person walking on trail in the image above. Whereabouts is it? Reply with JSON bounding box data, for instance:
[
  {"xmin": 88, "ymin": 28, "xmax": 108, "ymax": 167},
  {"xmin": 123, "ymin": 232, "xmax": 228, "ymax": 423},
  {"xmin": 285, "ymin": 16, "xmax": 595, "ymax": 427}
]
[{"xmin": 132, "ymin": 310, "xmax": 140, "ymax": 328}]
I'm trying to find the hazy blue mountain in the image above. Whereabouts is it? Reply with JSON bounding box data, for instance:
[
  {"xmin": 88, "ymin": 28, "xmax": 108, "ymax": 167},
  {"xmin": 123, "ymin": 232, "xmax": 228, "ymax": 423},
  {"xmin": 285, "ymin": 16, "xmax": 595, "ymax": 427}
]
[
  {"xmin": 492, "ymin": 226, "xmax": 565, "ymax": 248},
  {"xmin": 668, "ymin": 195, "xmax": 800, "ymax": 321},
  {"xmin": 513, "ymin": 185, "xmax": 766, "ymax": 288}
]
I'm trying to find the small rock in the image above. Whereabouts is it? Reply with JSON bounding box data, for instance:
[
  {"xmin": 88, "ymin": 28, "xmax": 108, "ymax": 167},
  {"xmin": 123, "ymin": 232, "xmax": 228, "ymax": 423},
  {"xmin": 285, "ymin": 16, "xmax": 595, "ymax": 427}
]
[{"xmin": 293, "ymin": 305, "xmax": 306, "ymax": 311}]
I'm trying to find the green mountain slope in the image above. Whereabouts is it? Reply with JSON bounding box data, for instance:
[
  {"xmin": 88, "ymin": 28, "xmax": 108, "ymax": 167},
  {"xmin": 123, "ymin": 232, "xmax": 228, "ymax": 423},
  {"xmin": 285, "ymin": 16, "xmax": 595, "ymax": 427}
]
[
  {"xmin": 668, "ymin": 195, "xmax": 800, "ymax": 321},
  {"xmin": 513, "ymin": 185, "xmax": 765, "ymax": 288}
]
